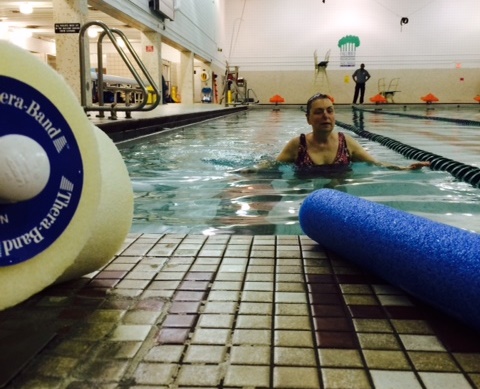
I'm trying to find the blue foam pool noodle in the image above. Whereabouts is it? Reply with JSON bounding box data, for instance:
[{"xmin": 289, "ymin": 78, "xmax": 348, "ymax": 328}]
[{"xmin": 299, "ymin": 189, "xmax": 480, "ymax": 331}]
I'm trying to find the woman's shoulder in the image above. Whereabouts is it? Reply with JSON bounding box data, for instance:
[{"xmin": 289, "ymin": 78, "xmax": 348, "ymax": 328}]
[
  {"xmin": 287, "ymin": 134, "xmax": 303, "ymax": 146},
  {"xmin": 339, "ymin": 132, "xmax": 354, "ymax": 141},
  {"xmin": 341, "ymin": 132, "xmax": 362, "ymax": 149}
]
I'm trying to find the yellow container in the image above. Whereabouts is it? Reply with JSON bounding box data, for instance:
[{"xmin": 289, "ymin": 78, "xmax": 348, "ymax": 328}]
[
  {"xmin": 146, "ymin": 86, "xmax": 157, "ymax": 104},
  {"xmin": 171, "ymin": 86, "xmax": 180, "ymax": 103}
]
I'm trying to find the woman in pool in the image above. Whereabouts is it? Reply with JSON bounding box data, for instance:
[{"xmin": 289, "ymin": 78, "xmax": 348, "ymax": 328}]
[{"xmin": 276, "ymin": 93, "xmax": 430, "ymax": 171}]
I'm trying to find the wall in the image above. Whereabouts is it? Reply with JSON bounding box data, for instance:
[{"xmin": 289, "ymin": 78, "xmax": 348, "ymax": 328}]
[
  {"xmin": 222, "ymin": 0, "xmax": 480, "ymax": 104},
  {"xmin": 241, "ymin": 68, "xmax": 480, "ymax": 105}
]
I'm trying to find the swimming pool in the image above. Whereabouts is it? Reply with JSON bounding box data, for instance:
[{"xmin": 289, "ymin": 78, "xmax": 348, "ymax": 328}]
[{"xmin": 119, "ymin": 107, "xmax": 480, "ymax": 235}]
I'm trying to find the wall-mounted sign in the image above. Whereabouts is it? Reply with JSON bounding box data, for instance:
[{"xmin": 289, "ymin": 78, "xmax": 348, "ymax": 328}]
[
  {"xmin": 54, "ymin": 23, "xmax": 81, "ymax": 34},
  {"xmin": 338, "ymin": 35, "xmax": 360, "ymax": 67},
  {"xmin": 146, "ymin": 45, "xmax": 154, "ymax": 52}
]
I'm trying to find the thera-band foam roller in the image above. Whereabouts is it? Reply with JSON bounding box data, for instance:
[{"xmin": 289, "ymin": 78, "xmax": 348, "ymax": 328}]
[{"xmin": 0, "ymin": 41, "xmax": 133, "ymax": 309}]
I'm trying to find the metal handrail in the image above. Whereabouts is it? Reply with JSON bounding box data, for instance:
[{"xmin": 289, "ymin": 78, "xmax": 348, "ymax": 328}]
[{"xmin": 79, "ymin": 20, "xmax": 161, "ymax": 119}]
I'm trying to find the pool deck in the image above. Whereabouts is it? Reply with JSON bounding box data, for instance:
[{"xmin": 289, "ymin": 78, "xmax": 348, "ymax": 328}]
[{"xmin": 2, "ymin": 104, "xmax": 480, "ymax": 389}]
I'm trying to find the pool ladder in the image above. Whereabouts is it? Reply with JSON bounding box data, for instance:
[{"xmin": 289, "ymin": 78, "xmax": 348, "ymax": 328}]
[{"xmin": 79, "ymin": 21, "xmax": 161, "ymax": 120}]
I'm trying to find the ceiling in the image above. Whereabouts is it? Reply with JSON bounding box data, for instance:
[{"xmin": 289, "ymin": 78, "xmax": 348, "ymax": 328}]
[{"xmin": 0, "ymin": 0, "xmax": 142, "ymax": 43}]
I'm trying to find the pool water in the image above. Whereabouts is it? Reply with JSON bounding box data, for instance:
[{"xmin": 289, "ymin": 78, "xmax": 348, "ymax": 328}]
[{"xmin": 120, "ymin": 107, "xmax": 480, "ymax": 235}]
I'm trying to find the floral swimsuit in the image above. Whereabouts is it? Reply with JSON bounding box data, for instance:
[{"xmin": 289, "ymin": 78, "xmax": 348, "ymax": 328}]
[{"xmin": 295, "ymin": 132, "xmax": 351, "ymax": 168}]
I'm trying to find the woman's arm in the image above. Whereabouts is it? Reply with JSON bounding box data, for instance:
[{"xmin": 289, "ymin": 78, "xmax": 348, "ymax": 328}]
[{"xmin": 276, "ymin": 137, "xmax": 300, "ymax": 163}]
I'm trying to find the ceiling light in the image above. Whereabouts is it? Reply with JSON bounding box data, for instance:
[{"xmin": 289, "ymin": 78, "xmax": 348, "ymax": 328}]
[{"xmin": 19, "ymin": 2, "xmax": 33, "ymax": 15}]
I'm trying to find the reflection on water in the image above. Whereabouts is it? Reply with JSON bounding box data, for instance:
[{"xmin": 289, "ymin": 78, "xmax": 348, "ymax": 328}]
[{"xmin": 121, "ymin": 109, "xmax": 480, "ymax": 235}]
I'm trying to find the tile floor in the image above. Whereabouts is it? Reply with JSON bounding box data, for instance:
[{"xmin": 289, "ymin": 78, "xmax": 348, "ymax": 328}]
[{"xmin": 1, "ymin": 233, "xmax": 480, "ymax": 388}]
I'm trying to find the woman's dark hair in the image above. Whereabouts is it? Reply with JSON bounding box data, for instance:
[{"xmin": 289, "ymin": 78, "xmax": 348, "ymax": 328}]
[{"xmin": 306, "ymin": 93, "xmax": 334, "ymax": 116}]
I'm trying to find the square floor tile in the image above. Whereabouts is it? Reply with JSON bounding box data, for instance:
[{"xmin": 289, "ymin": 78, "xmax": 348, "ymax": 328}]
[
  {"xmin": 241, "ymin": 290, "xmax": 273, "ymax": 302},
  {"xmin": 322, "ymin": 368, "xmax": 371, "ymax": 389},
  {"xmin": 276, "ymin": 292, "xmax": 307, "ymax": 304},
  {"xmin": 230, "ymin": 345, "xmax": 271, "ymax": 365},
  {"xmin": 273, "ymin": 366, "xmax": 320, "ymax": 388},
  {"xmin": 316, "ymin": 331, "xmax": 358, "ymax": 349},
  {"xmin": 274, "ymin": 347, "xmax": 317, "ymax": 366},
  {"xmin": 197, "ymin": 313, "xmax": 234, "ymax": 328},
  {"xmin": 175, "ymin": 365, "xmax": 222, "ymax": 386},
  {"xmin": 275, "ymin": 315, "xmax": 311, "ymax": 330},
  {"xmin": 238, "ymin": 302, "xmax": 273, "ymax": 315},
  {"xmin": 133, "ymin": 362, "xmax": 178, "ymax": 386},
  {"xmin": 110, "ymin": 325, "xmax": 152, "ymax": 341},
  {"xmin": 390, "ymin": 319, "xmax": 433, "ymax": 335},
  {"xmin": 419, "ymin": 372, "xmax": 472, "ymax": 389},
  {"xmin": 276, "ymin": 303, "xmax": 309, "ymax": 316},
  {"xmin": 409, "ymin": 351, "xmax": 459, "ymax": 372},
  {"xmin": 191, "ymin": 328, "xmax": 230, "ymax": 345},
  {"xmin": 224, "ymin": 365, "xmax": 270, "ymax": 387},
  {"xmin": 358, "ymin": 333, "xmax": 401, "ymax": 350},
  {"xmin": 144, "ymin": 345, "xmax": 184, "ymax": 362},
  {"xmin": 353, "ymin": 319, "xmax": 393, "ymax": 333},
  {"xmin": 244, "ymin": 281, "xmax": 274, "ymax": 291},
  {"xmin": 156, "ymin": 328, "xmax": 190, "ymax": 344},
  {"xmin": 399, "ymin": 334, "xmax": 446, "ymax": 351},
  {"xmin": 168, "ymin": 301, "xmax": 202, "ymax": 314},
  {"xmin": 202, "ymin": 301, "xmax": 237, "ymax": 314},
  {"xmin": 311, "ymin": 304, "xmax": 346, "ymax": 318},
  {"xmin": 362, "ymin": 349, "xmax": 411, "ymax": 370},
  {"xmin": 211, "ymin": 281, "xmax": 243, "ymax": 290},
  {"xmin": 207, "ymin": 290, "xmax": 240, "ymax": 301},
  {"xmin": 183, "ymin": 345, "xmax": 226, "ymax": 363},
  {"xmin": 314, "ymin": 317, "xmax": 352, "ymax": 332},
  {"xmin": 233, "ymin": 329, "xmax": 271, "ymax": 345},
  {"xmin": 344, "ymin": 294, "xmax": 379, "ymax": 305},
  {"xmin": 370, "ymin": 370, "xmax": 422, "ymax": 389},
  {"xmin": 162, "ymin": 314, "xmax": 197, "ymax": 328},
  {"xmin": 348, "ymin": 305, "xmax": 387, "ymax": 319},
  {"xmin": 236, "ymin": 315, "xmax": 271, "ymax": 329},
  {"xmin": 453, "ymin": 353, "xmax": 480, "ymax": 373},
  {"xmin": 275, "ymin": 330, "xmax": 314, "ymax": 348},
  {"xmin": 318, "ymin": 348, "xmax": 364, "ymax": 368}
]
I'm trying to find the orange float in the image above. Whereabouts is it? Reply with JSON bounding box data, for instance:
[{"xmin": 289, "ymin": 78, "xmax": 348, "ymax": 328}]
[
  {"xmin": 474, "ymin": 95, "xmax": 480, "ymax": 103},
  {"xmin": 421, "ymin": 93, "xmax": 439, "ymax": 104},
  {"xmin": 270, "ymin": 94, "xmax": 285, "ymax": 110},
  {"xmin": 369, "ymin": 94, "xmax": 387, "ymax": 104},
  {"xmin": 269, "ymin": 94, "xmax": 285, "ymax": 104}
]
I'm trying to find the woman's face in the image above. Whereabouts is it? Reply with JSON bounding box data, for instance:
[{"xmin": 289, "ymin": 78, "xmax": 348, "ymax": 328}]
[{"xmin": 306, "ymin": 98, "xmax": 335, "ymax": 132}]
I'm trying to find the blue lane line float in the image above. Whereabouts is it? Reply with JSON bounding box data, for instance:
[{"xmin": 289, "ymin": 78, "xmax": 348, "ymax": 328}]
[
  {"xmin": 299, "ymin": 189, "xmax": 480, "ymax": 331},
  {"xmin": 335, "ymin": 119, "xmax": 480, "ymax": 188}
]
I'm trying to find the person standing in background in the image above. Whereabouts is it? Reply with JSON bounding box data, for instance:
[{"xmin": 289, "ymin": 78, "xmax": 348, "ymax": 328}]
[{"xmin": 352, "ymin": 63, "xmax": 371, "ymax": 104}]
